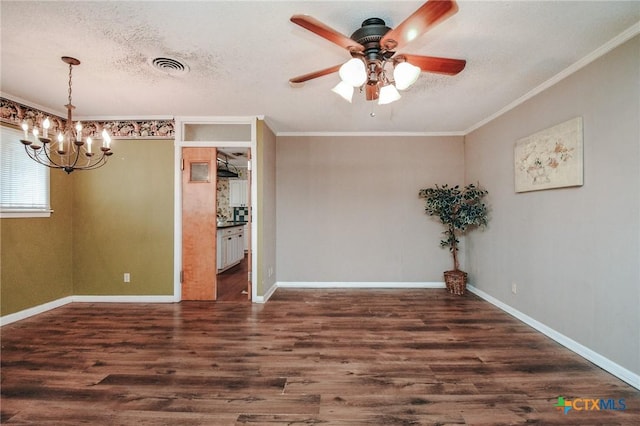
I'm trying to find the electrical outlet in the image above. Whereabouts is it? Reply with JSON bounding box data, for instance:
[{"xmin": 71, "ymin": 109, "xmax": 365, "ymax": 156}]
[
  {"xmin": 511, "ymin": 282, "xmax": 517, "ymax": 294},
  {"xmin": 124, "ymin": 273, "xmax": 131, "ymax": 283}
]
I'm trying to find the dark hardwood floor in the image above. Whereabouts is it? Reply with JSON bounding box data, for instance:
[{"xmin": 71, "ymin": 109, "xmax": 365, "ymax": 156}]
[
  {"xmin": 216, "ymin": 255, "xmax": 249, "ymax": 302},
  {"xmin": 1, "ymin": 289, "xmax": 638, "ymax": 425}
]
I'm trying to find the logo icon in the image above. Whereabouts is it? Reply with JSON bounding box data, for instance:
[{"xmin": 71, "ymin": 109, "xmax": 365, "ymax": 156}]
[{"xmin": 555, "ymin": 397, "xmax": 572, "ymax": 414}]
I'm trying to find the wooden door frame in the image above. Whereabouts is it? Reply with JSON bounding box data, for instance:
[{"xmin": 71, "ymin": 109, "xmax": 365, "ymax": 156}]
[{"xmin": 173, "ymin": 116, "xmax": 259, "ymax": 303}]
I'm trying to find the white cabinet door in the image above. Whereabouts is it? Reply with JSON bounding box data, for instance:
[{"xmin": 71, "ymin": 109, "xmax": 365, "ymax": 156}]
[
  {"xmin": 236, "ymin": 231, "xmax": 245, "ymax": 261},
  {"xmin": 216, "ymin": 231, "xmax": 224, "ymax": 271},
  {"xmin": 229, "ymin": 180, "xmax": 248, "ymax": 207},
  {"xmin": 217, "ymin": 226, "xmax": 244, "ymax": 272},
  {"xmin": 225, "ymin": 234, "xmax": 235, "ymax": 267}
]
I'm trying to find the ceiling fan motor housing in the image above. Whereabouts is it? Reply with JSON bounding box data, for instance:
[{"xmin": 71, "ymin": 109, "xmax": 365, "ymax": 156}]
[{"xmin": 350, "ymin": 18, "xmax": 393, "ymax": 63}]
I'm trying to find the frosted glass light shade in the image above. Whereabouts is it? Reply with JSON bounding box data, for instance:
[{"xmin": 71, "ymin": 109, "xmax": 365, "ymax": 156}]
[
  {"xmin": 339, "ymin": 58, "xmax": 367, "ymax": 87},
  {"xmin": 393, "ymin": 61, "xmax": 421, "ymax": 90},
  {"xmin": 378, "ymin": 84, "xmax": 401, "ymax": 105},
  {"xmin": 331, "ymin": 81, "xmax": 354, "ymax": 102}
]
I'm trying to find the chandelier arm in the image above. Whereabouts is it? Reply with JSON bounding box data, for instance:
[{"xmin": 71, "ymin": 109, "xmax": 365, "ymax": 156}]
[
  {"xmin": 77, "ymin": 154, "xmax": 109, "ymax": 171},
  {"xmin": 23, "ymin": 145, "xmax": 41, "ymax": 163},
  {"xmin": 24, "ymin": 146, "xmax": 62, "ymax": 170},
  {"xmin": 67, "ymin": 145, "xmax": 83, "ymax": 171},
  {"xmin": 75, "ymin": 148, "xmax": 108, "ymax": 171},
  {"xmin": 39, "ymin": 144, "xmax": 66, "ymax": 169},
  {"xmin": 32, "ymin": 147, "xmax": 57, "ymax": 168}
]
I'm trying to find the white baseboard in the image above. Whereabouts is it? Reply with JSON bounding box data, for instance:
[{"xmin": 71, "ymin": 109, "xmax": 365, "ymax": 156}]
[
  {"xmin": 72, "ymin": 295, "xmax": 176, "ymax": 303},
  {"xmin": 276, "ymin": 281, "xmax": 446, "ymax": 289},
  {"xmin": 1, "ymin": 296, "xmax": 73, "ymax": 326},
  {"xmin": 467, "ymin": 284, "xmax": 640, "ymax": 391},
  {"xmin": 1, "ymin": 294, "xmax": 176, "ymax": 326},
  {"xmin": 254, "ymin": 282, "xmax": 279, "ymax": 303}
]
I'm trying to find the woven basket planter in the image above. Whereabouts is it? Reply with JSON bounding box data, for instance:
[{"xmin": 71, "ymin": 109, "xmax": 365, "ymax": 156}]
[{"xmin": 444, "ymin": 270, "xmax": 468, "ymax": 295}]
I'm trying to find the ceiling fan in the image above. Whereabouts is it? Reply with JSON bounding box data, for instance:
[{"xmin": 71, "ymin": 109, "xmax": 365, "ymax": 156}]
[{"xmin": 289, "ymin": 0, "xmax": 466, "ymax": 104}]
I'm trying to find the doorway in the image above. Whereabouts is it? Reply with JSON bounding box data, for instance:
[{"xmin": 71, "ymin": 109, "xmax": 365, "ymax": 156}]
[
  {"xmin": 213, "ymin": 147, "xmax": 251, "ymax": 301},
  {"xmin": 181, "ymin": 146, "xmax": 252, "ymax": 301},
  {"xmin": 174, "ymin": 117, "xmax": 257, "ymax": 303}
]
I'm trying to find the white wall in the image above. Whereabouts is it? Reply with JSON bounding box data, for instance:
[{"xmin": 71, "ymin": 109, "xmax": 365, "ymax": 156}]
[
  {"xmin": 465, "ymin": 35, "xmax": 640, "ymax": 376},
  {"xmin": 276, "ymin": 135, "xmax": 464, "ymax": 283}
]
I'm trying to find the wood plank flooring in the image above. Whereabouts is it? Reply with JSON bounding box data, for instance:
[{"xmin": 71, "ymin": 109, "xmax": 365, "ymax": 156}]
[
  {"xmin": 216, "ymin": 255, "xmax": 249, "ymax": 302},
  {"xmin": 1, "ymin": 289, "xmax": 638, "ymax": 425}
]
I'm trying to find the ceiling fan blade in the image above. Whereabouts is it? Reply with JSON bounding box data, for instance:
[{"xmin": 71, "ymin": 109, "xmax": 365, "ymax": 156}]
[
  {"xmin": 395, "ymin": 54, "xmax": 466, "ymax": 75},
  {"xmin": 380, "ymin": 0, "xmax": 459, "ymax": 51},
  {"xmin": 289, "ymin": 64, "xmax": 342, "ymax": 86},
  {"xmin": 291, "ymin": 15, "xmax": 364, "ymax": 52}
]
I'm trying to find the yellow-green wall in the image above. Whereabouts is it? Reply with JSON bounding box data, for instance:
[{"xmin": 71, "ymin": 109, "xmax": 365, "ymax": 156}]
[
  {"xmin": 256, "ymin": 120, "xmax": 277, "ymax": 298},
  {"xmin": 1, "ymin": 162, "xmax": 74, "ymax": 315},
  {"xmin": 2, "ymin": 122, "xmax": 282, "ymax": 313},
  {"xmin": 1, "ymin": 136, "xmax": 174, "ymax": 316},
  {"xmin": 72, "ymin": 138, "xmax": 174, "ymax": 295}
]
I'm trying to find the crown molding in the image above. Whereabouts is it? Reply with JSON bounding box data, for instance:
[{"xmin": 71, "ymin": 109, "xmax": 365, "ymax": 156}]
[
  {"xmin": 276, "ymin": 131, "xmax": 465, "ymax": 137},
  {"xmin": 464, "ymin": 21, "xmax": 640, "ymax": 135}
]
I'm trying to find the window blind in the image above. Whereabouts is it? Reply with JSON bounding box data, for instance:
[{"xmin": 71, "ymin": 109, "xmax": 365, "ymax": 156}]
[{"xmin": 0, "ymin": 125, "xmax": 51, "ymax": 215}]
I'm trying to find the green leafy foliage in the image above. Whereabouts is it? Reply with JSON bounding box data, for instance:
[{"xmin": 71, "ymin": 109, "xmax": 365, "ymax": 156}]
[{"xmin": 418, "ymin": 183, "xmax": 489, "ymax": 271}]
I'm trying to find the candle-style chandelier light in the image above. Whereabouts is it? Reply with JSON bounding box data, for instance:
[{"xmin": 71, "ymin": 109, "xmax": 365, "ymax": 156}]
[{"xmin": 20, "ymin": 56, "xmax": 112, "ymax": 174}]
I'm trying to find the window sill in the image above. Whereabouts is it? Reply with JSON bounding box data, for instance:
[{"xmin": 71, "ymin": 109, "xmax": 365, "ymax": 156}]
[{"xmin": 0, "ymin": 210, "xmax": 53, "ymax": 219}]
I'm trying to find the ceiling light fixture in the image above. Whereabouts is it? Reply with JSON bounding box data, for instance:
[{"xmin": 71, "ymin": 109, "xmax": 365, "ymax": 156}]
[
  {"xmin": 393, "ymin": 61, "xmax": 422, "ymax": 91},
  {"xmin": 217, "ymin": 155, "xmax": 239, "ymax": 178},
  {"xmin": 338, "ymin": 58, "xmax": 368, "ymax": 87},
  {"xmin": 20, "ymin": 56, "xmax": 112, "ymax": 174},
  {"xmin": 378, "ymin": 82, "xmax": 402, "ymax": 105},
  {"xmin": 332, "ymin": 56, "xmax": 420, "ymax": 105},
  {"xmin": 290, "ymin": 5, "xmax": 467, "ymax": 105},
  {"xmin": 326, "ymin": 17, "xmax": 427, "ymax": 106},
  {"xmin": 331, "ymin": 81, "xmax": 355, "ymax": 103}
]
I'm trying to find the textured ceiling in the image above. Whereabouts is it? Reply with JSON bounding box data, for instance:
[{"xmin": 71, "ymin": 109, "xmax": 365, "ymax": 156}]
[{"xmin": 1, "ymin": 1, "xmax": 638, "ymax": 134}]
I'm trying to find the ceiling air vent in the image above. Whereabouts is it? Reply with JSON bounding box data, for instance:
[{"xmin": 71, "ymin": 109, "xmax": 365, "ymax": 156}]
[{"xmin": 149, "ymin": 57, "xmax": 189, "ymax": 76}]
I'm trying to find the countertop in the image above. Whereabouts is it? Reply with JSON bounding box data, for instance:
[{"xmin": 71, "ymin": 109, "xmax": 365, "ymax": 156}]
[{"xmin": 217, "ymin": 221, "xmax": 247, "ymax": 229}]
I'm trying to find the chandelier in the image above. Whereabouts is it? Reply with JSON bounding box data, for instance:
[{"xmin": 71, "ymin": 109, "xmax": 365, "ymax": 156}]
[{"xmin": 20, "ymin": 56, "xmax": 112, "ymax": 174}]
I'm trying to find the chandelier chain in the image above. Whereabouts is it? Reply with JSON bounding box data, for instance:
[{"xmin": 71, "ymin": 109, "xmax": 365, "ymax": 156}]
[{"xmin": 67, "ymin": 62, "xmax": 73, "ymax": 106}]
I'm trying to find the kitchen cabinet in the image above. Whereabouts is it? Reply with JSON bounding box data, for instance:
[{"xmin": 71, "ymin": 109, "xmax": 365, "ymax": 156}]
[
  {"xmin": 229, "ymin": 180, "xmax": 248, "ymax": 207},
  {"xmin": 217, "ymin": 225, "xmax": 245, "ymax": 273}
]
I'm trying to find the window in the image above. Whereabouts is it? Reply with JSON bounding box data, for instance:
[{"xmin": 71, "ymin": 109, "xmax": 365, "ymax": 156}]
[{"xmin": 0, "ymin": 125, "xmax": 51, "ymax": 218}]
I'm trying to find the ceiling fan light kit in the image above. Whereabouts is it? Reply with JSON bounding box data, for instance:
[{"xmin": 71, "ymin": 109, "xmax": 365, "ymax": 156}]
[
  {"xmin": 378, "ymin": 83, "xmax": 402, "ymax": 105},
  {"xmin": 338, "ymin": 58, "xmax": 368, "ymax": 87},
  {"xmin": 331, "ymin": 81, "xmax": 355, "ymax": 103},
  {"xmin": 289, "ymin": 0, "xmax": 466, "ymax": 106},
  {"xmin": 393, "ymin": 61, "xmax": 422, "ymax": 91}
]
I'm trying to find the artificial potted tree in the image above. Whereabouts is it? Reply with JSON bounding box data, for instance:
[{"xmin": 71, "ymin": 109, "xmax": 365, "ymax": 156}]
[{"xmin": 418, "ymin": 183, "xmax": 489, "ymax": 295}]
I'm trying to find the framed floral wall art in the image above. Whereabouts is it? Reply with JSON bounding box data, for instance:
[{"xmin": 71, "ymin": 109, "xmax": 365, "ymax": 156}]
[{"xmin": 514, "ymin": 117, "xmax": 583, "ymax": 193}]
